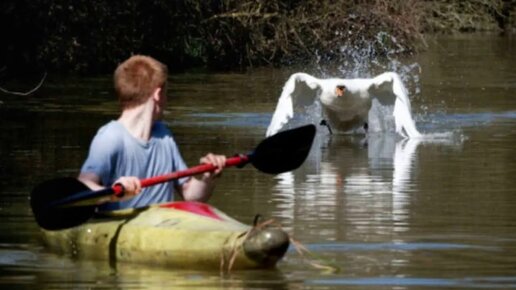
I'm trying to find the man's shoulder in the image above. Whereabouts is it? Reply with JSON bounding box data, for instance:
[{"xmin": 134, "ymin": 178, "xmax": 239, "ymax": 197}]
[
  {"xmin": 96, "ymin": 120, "xmax": 121, "ymax": 134},
  {"xmin": 152, "ymin": 121, "xmax": 173, "ymax": 138},
  {"xmin": 93, "ymin": 121, "xmax": 126, "ymax": 143}
]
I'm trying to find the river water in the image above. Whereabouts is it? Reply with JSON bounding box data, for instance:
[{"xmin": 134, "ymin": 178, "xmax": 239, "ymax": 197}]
[{"xmin": 1, "ymin": 34, "xmax": 515, "ymax": 289}]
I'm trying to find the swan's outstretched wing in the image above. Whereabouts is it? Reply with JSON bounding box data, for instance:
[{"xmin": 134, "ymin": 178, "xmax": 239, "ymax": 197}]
[
  {"xmin": 266, "ymin": 73, "xmax": 321, "ymax": 137},
  {"xmin": 369, "ymin": 72, "xmax": 421, "ymax": 138}
]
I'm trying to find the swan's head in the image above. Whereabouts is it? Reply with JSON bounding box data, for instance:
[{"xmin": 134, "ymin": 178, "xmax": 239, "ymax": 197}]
[
  {"xmin": 335, "ymin": 85, "xmax": 346, "ymax": 97},
  {"xmin": 320, "ymin": 82, "xmax": 347, "ymax": 105}
]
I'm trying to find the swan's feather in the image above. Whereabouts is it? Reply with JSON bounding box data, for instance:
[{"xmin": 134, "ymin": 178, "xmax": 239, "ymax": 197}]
[
  {"xmin": 266, "ymin": 73, "xmax": 321, "ymax": 137},
  {"xmin": 266, "ymin": 72, "xmax": 422, "ymax": 138}
]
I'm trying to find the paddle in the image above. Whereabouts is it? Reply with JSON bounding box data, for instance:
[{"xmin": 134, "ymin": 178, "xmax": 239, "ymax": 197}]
[{"xmin": 30, "ymin": 124, "xmax": 316, "ymax": 231}]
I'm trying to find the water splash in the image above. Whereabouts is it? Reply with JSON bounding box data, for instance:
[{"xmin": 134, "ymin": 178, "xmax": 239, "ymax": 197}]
[{"xmin": 313, "ymin": 32, "xmax": 461, "ymax": 139}]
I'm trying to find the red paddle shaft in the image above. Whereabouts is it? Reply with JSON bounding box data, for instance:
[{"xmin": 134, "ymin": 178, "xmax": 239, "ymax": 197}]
[{"xmin": 111, "ymin": 155, "xmax": 249, "ymax": 196}]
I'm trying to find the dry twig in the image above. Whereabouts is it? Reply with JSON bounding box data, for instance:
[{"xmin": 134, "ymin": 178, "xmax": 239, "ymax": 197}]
[{"xmin": 0, "ymin": 72, "xmax": 47, "ymax": 96}]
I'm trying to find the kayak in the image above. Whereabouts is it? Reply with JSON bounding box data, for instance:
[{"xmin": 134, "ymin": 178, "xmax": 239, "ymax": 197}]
[{"xmin": 40, "ymin": 201, "xmax": 290, "ymax": 270}]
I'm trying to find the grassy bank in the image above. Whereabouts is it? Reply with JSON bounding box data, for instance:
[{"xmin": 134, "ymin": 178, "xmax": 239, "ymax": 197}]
[{"xmin": 0, "ymin": 0, "xmax": 514, "ymax": 76}]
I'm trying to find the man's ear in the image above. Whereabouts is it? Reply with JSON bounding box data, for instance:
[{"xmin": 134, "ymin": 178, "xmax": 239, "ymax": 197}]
[{"xmin": 152, "ymin": 87, "xmax": 162, "ymax": 102}]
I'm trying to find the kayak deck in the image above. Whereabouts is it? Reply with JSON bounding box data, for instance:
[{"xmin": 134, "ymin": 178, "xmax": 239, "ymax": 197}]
[{"xmin": 41, "ymin": 201, "xmax": 289, "ymax": 270}]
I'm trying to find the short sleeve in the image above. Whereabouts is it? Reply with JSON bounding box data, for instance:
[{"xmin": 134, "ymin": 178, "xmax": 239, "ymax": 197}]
[
  {"xmin": 80, "ymin": 126, "xmax": 121, "ymax": 186},
  {"xmin": 170, "ymin": 137, "xmax": 189, "ymax": 186},
  {"xmin": 163, "ymin": 129, "xmax": 189, "ymax": 187}
]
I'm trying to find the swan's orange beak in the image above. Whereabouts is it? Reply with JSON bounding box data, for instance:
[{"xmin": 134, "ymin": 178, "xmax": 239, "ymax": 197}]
[{"xmin": 335, "ymin": 86, "xmax": 345, "ymax": 97}]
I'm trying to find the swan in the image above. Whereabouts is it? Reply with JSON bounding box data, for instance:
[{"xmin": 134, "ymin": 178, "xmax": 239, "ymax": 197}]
[{"xmin": 266, "ymin": 72, "xmax": 422, "ymax": 138}]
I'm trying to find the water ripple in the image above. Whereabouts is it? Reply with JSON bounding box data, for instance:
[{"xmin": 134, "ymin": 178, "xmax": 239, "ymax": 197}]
[
  {"xmin": 301, "ymin": 242, "xmax": 498, "ymax": 252},
  {"xmin": 307, "ymin": 276, "xmax": 516, "ymax": 288}
]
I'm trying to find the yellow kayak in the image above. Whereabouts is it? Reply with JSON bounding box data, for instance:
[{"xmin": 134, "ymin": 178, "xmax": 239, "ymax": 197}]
[{"xmin": 41, "ymin": 201, "xmax": 289, "ymax": 270}]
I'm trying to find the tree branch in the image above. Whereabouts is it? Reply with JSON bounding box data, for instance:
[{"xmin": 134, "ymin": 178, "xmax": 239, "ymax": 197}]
[{"xmin": 0, "ymin": 72, "xmax": 47, "ymax": 96}]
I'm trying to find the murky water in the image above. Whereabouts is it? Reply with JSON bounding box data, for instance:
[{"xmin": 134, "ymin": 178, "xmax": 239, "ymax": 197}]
[{"xmin": 1, "ymin": 34, "xmax": 515, "ymax": 289}]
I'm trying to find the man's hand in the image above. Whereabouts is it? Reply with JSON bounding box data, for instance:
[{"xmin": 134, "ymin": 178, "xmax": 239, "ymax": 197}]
[
  {"xmin": 112, "ymin": 176, "xmax": 142, "ymax": 201},
  {"xmin": 200, "ymin": 153, "xmax": 226, "ymax": 180}
]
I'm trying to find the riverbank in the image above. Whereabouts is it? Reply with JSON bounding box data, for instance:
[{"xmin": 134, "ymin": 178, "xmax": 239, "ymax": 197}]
[{"xmin": 0, "ymin": 1, "xmax": 515, "ymax": 77}]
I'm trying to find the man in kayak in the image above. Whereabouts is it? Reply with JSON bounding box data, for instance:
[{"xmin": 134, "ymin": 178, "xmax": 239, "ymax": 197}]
[{"xmin": 78, "ymin": 55, "xmax": 226, "ymax": 210}]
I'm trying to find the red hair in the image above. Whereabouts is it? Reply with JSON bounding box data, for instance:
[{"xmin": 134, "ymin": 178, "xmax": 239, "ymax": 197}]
[{"xmin": 114, "ymin": 55, "xmax": 168, "ymax": 108}]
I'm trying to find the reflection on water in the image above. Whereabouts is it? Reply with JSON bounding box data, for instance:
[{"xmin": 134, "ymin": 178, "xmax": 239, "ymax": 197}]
[
  {"xmin": 272, "ymin": 130, "xmax": 462, "ymax": 239},
  {"xmin": 0, "ymin": 247, "xmax": 292, "ymax": 289}
]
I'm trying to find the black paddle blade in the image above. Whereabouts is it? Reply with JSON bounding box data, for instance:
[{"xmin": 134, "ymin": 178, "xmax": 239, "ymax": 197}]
[
  {"xmin": 251, "ymin": 124, "xmax": 316, "ymax": 174},
  {"xmin": 30, "ymin": 177, "xmax": 96, "ymax": 230}
]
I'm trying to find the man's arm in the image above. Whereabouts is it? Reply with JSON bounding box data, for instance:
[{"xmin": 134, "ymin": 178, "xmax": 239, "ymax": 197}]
[
  {"xmin": 177, "ymin": 153, "xmax": 226, "ymax": 202},
  {"xmin": 78, "ymin": 172, "xmax": 141, "ymax": 203},
  {"xmin": 78, "ymin": 172, "xmax": 104, "ymax": 191}
]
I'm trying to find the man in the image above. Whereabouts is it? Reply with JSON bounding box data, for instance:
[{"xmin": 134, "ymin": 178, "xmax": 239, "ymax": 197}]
[{"xmin": 78, "ymin": 55, "xmax": 226, "ymax": 210}]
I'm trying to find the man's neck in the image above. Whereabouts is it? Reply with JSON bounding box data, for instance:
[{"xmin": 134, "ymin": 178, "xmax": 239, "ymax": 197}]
[{"xmin": 117, "ymin": 100, "xmax": 155, "ymax": 141}]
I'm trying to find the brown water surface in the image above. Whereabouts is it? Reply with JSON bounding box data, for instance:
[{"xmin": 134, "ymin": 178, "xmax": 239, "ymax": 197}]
[{"xmin": 1, "ymin": 34, "xmax": 516, "ymax": 289}]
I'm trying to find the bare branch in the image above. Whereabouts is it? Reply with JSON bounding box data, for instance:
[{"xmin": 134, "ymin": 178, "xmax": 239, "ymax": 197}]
[
  {"xmin": 206, "ymin": 12, "xmax": 278, "ymax": 22},
  {"xmin": 0, "ymin": 72, "xmax": 47, "ymax": 96}
]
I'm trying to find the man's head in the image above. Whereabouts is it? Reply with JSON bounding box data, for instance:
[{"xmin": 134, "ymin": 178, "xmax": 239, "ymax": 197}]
[{"xmin": 114, "ymin": 55, "xmax": 168, "ymax": 110}]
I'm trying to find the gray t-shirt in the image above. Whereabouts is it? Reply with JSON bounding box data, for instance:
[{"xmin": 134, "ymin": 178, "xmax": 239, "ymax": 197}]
[{"xmin": 80, "ymin": 120, "xmax": 188, "ymax": 210}]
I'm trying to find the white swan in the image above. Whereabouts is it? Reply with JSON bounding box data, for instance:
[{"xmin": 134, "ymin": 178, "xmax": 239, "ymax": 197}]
[{"xmin": 266, "ymin": 72, "xmax": 422, "ymax": 138}]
